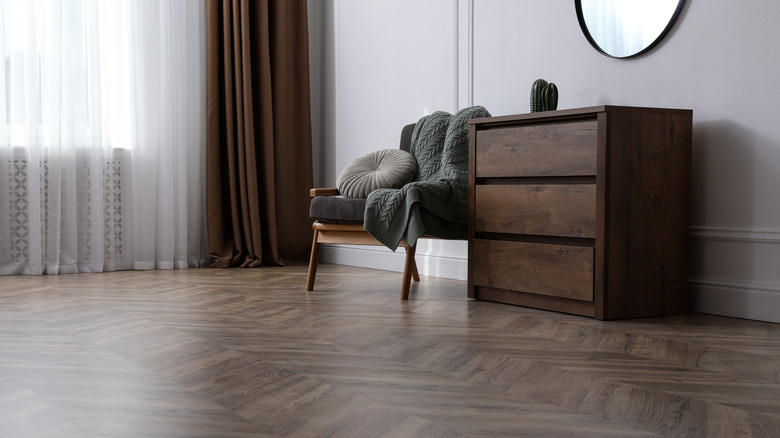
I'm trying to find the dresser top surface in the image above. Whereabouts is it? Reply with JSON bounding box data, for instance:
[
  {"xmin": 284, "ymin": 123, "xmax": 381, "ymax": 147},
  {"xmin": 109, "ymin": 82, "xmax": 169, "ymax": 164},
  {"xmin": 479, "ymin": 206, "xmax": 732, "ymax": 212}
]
[{"xmin": 469, "ymin": 105, "xmax": 693, "ymax": 127}]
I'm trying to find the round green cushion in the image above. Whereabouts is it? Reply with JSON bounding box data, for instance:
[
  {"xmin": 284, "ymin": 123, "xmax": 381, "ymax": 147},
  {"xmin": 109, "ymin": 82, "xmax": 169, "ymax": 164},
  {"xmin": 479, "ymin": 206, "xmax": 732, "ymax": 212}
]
[{"xmin": 337, "ymin": 149, "xmax": 417, "ymax": 199}]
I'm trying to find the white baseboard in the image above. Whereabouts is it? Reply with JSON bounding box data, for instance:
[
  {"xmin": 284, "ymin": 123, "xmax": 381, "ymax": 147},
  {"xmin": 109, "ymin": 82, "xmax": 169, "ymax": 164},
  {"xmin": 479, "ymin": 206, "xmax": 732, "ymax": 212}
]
[
  {"xmin": 320, "ymin": 241, "xmax": 468, "ymax": 281},
  {"xmin": 689, "ymin": 226, "xmax": 780, "ymax": 323},
  {"xmin": 690, "ymin": 277, "xmax": 780, "ymax": 324},
  {"xmin": 321, "ymin": 230, "xmax": 780, "ymax": 324}
]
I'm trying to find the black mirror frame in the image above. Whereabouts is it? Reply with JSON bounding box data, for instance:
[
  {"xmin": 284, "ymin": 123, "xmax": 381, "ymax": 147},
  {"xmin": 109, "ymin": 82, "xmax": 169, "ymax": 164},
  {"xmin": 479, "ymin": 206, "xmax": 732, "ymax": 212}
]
[{"xmin": 575, "ymin": 0, "xmax": 686, "ymax": 59}]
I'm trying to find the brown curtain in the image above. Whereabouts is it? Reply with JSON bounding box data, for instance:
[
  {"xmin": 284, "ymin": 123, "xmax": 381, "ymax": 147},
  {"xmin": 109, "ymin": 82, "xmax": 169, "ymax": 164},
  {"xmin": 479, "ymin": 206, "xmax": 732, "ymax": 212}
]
[{"xmin": 206, "ymin": 0, "xmax": 313, "ymax": 267}]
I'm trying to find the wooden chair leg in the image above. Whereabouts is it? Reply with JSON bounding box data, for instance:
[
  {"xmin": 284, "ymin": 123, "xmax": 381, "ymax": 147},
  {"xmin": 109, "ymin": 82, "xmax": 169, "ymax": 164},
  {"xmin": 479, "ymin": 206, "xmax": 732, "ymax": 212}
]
[
  {"xmin": 305, "ymin": 228, "xmax": 321, "ymax": 291},
  {"xmin": 411, "ymin": 257, "xmax": 420, "ymax": 282},
  {"xmin": 401, "ymin": 245, "xmax": 417, "ymax": 300}
]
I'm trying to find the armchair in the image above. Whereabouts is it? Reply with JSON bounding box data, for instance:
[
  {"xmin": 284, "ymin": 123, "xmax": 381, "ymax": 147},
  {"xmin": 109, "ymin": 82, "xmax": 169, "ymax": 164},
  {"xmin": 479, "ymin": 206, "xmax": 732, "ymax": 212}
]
[
  {"xmin": 306, "ymin": 106, "xmax": 489, "ymax": 300},
  {"xmin": 306, "ymin": 124, "xmax": 421, "ymax": 299}
]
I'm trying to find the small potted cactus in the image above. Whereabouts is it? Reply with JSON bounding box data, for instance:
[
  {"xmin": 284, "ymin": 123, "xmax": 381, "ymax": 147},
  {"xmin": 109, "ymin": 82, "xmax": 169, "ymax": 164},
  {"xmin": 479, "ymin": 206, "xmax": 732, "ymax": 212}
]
[{"xmin": 530, "ymin": 79, "xmax": 558, "ymax": 112}]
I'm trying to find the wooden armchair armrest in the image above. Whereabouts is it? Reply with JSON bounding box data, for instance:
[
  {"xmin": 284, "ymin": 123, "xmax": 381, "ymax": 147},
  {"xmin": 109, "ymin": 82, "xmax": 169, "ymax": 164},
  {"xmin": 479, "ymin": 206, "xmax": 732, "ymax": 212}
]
[{"xmin": 310, "ymin": 188, "xmax": 340, "ymax": 197}]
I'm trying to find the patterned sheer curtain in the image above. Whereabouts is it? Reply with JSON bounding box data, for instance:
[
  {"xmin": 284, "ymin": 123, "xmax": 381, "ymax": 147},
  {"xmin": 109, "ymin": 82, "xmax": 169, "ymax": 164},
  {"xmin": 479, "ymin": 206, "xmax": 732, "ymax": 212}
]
[{"xmin": 0, "ymin": 0, "xmax": 208, "ymax": 275}]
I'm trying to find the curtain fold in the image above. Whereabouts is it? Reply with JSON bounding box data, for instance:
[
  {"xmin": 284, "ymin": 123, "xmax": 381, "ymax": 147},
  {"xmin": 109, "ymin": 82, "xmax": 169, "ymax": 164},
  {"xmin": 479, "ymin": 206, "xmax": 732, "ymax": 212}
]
[
  {"xmin": 128, "ymin": 0, "xmax": 209, "ymax": 270},
  {"xmin": 206, "ymin": 0, "xmax": 313, "ymax": 268}
]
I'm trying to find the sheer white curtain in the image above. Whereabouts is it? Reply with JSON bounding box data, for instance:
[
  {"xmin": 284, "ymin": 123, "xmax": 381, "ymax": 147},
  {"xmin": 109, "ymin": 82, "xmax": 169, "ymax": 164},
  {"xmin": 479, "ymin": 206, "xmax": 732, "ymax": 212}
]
[{"xmin": 0, "ymin": 0, "xmax": 208, "ymax": 275}]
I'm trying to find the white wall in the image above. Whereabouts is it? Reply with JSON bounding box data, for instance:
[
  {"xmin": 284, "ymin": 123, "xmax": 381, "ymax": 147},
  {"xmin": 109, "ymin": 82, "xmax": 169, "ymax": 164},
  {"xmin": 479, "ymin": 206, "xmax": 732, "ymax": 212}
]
[
  {"xmin": 310, "ymin": 0, "xmax": 780, "ymax": 323},
  {"xmin": 310, "ymin": 0, "xmax": 471, "ymax": 280}
]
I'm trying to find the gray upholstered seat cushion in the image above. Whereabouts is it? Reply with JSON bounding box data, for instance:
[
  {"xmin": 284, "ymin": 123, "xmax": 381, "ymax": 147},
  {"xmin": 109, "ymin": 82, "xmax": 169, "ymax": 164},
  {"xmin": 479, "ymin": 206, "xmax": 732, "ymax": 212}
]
[
  {"xmin": 309, "ymin": 195, "xmax": 366, "ymax": 223},
  {"xmin": 337, "ymin": 149, "xmax": 417, "ymax": 199}
]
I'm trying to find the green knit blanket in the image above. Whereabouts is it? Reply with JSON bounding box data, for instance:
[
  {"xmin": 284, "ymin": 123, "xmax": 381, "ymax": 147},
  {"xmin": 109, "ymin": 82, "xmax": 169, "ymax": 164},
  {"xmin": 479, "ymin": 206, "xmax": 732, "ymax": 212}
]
[{"xmin": 364, "ymin": 106, "xmax": 491, "ymax": 251}]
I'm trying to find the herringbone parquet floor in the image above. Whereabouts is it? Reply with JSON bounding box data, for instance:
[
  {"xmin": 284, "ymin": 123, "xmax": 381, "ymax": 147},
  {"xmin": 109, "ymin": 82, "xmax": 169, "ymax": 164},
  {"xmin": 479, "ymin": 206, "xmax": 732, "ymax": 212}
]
[{"xmin": 1, "ymin": 263, "xmax": 779, "ymax": 437}]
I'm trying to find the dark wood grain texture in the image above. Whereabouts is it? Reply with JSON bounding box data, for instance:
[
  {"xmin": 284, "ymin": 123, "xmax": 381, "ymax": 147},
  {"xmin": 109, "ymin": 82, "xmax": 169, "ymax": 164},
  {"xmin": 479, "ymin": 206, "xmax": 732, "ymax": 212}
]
[
  {"xmin": 472, "ymin": 239, "xmax": 594, "ymax": 301},
  {"xmin": 467, "ymin": 124, "xmax": 478, "ymax": 299},
  {"xmin": 602, "ymin": 110, "xmax": 692, "ymax": 319},
  {"xmin": 2, "ymin": 265, "xmax": 780, "ymax": 437},
  {"xmin": 476, "ymin": 285, "xmax": 596, "ymax": 317},
  {"xmin": 475, "ymin": 120, "xmax": 598, "ymax": 177},
  {"xmin": 469, "ymin": 106, "xmax": 692, "ymax": 320},
  {"xmin": 475, "ymin": 184, "xmax": 597, "ymax": 238}
]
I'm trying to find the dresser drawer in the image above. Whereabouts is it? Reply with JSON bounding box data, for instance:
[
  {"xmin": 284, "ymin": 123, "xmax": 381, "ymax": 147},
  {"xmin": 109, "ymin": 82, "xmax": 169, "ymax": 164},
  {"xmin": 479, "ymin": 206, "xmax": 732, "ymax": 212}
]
[
  {"xmin": 472, "ymin": 240, "xmax": 594, "ymax": 302},
  {"xmin": 475, "ymin": 120, "xmax": 597, "ymax": 177},
  {"xmin": 475, "ymin": 184, "xmax": 596, "ymax": 238}
]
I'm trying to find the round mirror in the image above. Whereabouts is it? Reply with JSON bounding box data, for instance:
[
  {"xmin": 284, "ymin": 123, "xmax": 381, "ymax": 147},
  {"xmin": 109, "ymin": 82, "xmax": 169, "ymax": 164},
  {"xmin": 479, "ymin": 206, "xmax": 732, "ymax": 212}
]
[{"xmin": 576, "ymin": 0, "xmax": 686, "ymax": 58}]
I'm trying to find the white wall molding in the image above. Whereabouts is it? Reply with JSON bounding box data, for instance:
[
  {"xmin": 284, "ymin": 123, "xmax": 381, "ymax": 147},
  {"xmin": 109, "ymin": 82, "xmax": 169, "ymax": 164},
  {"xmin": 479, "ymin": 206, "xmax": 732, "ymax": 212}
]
[
  {"xmin": 690, "ymin": 226, "xmax": 780, "ymax": 244},
  {"xmin": 333, "ymin": 0, "xmax": 342, "ymax": 178},
  {"xmin": 321, "ymin": 242, "xmax": 468, "ymax": 281},
  {"xmin": 690, "ymin": 277, "xmax": 780, "ymax": 324},
  {"xmin": 689, "ymin": 227, "xmax": 780, "ymax": 323},
  {"xmin": 691, "ymin": 276, "xmax": 780, "ymax": 294},
  {"xmin": 456, "ymin": 0, "xmax": 474, "ymax": 109},
  {"xmin": 321, "ymin": 245, "xmax": 406, "ymax": 273}
]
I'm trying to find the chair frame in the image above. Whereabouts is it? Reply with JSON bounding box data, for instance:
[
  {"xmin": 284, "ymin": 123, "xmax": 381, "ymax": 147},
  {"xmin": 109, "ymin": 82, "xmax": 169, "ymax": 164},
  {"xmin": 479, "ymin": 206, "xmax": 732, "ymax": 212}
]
[{"xmin": 305, "ymin": 188, "xmax": 421, "ymax": 300}]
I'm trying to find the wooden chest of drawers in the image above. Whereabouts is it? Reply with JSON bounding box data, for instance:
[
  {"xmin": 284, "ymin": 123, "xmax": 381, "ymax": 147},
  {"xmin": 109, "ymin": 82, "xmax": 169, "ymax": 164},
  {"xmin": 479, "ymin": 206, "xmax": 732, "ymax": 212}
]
[{"xmin": 467, "ymin": 106, "xmax": 692, "ymax": 319}]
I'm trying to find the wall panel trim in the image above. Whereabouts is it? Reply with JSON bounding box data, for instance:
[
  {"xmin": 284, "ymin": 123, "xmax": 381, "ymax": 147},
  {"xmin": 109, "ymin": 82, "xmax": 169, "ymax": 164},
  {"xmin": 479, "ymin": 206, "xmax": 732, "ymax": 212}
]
[
  {"xmin": 690, "ymin": 226, "xmax": 780, "ymax": 244},
  {"xmin": 456, "ymin": 0, "xmax": 474, "ymax": 108},
  {"xmin": 690, "ymin": 277, "xmax": 780, "ymax": 324},
  {"xmin": 321, "ymin": 244, "xmax": 468, "ymax": 281}
]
